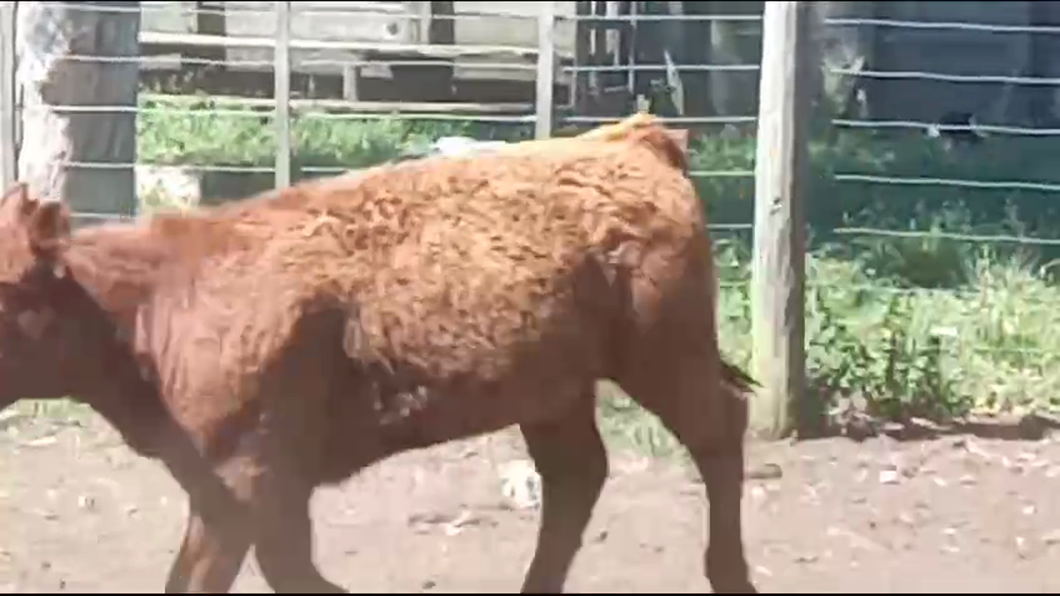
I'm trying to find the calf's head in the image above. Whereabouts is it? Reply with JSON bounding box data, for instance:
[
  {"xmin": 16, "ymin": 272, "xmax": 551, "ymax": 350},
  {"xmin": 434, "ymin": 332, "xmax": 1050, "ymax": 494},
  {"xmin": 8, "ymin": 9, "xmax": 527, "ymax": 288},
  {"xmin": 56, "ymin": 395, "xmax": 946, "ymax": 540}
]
[{"xmin": 0, "ymin": 183, "xmax": 109, "ymax": 409}]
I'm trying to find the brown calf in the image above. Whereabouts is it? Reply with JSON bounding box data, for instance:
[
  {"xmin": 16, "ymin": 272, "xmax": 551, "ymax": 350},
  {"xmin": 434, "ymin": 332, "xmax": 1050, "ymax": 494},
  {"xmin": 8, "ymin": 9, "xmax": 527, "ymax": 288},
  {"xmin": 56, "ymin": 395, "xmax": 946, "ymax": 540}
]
[{"xmin": 0, "ymin": 113, "xmax": 757, "ymax": 593}]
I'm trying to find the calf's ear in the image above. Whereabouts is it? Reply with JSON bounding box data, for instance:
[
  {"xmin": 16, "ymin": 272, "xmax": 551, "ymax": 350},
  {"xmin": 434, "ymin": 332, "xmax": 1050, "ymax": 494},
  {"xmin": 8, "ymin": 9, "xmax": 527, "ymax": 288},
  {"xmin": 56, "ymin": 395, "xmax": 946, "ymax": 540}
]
[{"xmin": 27, "ymin": 201, "xmax": 72, "ymax": 276}]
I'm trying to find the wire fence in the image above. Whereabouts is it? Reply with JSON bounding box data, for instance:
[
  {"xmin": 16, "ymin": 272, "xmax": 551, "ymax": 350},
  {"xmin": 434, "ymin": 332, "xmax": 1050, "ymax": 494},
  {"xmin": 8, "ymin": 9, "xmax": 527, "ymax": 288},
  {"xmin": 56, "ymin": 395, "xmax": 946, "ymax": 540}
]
[
  {"xmin": 810, "ymin": 6, "xmax": 1060, "ymax": 429},
  {"xmin": 4, "ymin": 1, "xmax": 1060, "ymax": 431},
  {"xmin": 4, "ymin": 1, "xmax": 559, "ymax": 221}
]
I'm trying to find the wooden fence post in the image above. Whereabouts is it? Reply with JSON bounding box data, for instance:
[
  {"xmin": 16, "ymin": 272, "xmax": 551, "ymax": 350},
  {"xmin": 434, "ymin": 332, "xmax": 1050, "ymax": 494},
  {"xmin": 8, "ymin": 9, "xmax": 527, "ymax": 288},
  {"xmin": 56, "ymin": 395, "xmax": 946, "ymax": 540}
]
[
  {"xmin": 0, "ymin": 2, "xmax": 15, "ymax": 190},
  {"xmin": 274, "ymin": 1, "xmax": 292, "ymax": 188},
  {"xmin": 750, "ymin": 1, "xmax": 813, "ymax": 440},
  {"xmin": 17, "ymin": 2, "xmax": 139, "ymax": 218},
  {"xmin": 535, "ymin": 1, "xmax": 556, "ymax": 139}
]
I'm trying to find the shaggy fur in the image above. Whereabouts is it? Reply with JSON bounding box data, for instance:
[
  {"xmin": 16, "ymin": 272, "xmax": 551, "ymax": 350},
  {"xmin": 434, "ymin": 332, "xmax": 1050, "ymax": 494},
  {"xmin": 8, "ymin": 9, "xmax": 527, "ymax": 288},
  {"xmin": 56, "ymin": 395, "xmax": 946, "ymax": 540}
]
[{"xmin": 0, "ymin": 113, "xmax": 757, "ymax": 593}]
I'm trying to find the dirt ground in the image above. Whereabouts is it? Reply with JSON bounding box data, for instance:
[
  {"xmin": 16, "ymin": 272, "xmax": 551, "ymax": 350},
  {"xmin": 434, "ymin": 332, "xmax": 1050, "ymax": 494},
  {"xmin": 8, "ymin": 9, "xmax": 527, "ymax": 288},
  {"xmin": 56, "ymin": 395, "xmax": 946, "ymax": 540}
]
[{"xmin": 2, "ymin": 413, "xmax": 1060, "ymax": 594}]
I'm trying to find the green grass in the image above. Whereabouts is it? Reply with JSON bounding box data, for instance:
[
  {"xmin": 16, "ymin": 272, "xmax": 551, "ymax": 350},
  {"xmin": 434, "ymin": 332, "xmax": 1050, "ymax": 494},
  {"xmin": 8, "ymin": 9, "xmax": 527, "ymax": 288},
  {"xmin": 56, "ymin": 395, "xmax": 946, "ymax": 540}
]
[
  {"xmin": 139, "ymin": 96, "xmax": 1060, "ymax": 254},
  {"xmin": 5, "ymin": 398, "xmax": 95, "ymax": 434},
  {"xmin": 595, "ymin": 242, "xmax": 1060, "ymax": 456}
]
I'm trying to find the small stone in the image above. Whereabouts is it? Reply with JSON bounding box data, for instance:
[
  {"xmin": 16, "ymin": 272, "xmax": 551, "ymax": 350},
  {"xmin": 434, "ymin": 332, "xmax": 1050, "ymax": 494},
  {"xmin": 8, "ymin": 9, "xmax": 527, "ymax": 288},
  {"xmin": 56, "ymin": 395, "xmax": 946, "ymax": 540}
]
[
  {"xmin": 77, "ymin": 495, "xmax": 96, "ymax": 511},
  {"xmin": 443, "ymin": 510, "xmax": 475, "ymax": 536},
  {"xmin": 827, "ymin": 526, "xmax": 879, "ymax": 551},
  {"xmin": 1018, "ymin": 414, "xmax": 1047, "ymax": 440},
  {"xmin": 1042, "ymin": 529, "xmax": 1060, "ymax": 545},
  {"xmin": 442, "ymin": 510, "xmax": 492, "ymax": 537},
  {"xmin": 1016, "ymin": 536, "xmax": 1029, "ymax": 559},
  {"xmin": 499, "ymin": 459, "xmax": 542, "ymax": 510},
  {"xmin": 878, "ymin": 470, "xmax": 900, "ymax": 485},
  {"xmin": 23, "ymin": 436, "xmax": 57, "ymax": 448},
  {"xmin": 408, "ymin": 511, "xmax": 456, "ymax": 535},
  {"xmin": 0, "ymin": 409, "xmax": 25, "ymax": 429},
  {"xmin": 747, "ymin": 463, "xmax": 783, "ymax": 480},
  {"xmin": 801, "ymin": 484, "xmax": 821, "ymax": 504}
]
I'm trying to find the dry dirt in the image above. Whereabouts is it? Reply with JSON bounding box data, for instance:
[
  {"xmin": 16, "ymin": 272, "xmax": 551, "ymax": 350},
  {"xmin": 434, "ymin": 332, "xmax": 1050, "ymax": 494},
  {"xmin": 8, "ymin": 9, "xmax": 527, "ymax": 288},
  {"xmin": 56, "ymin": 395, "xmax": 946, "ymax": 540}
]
[{"xmin": 2, "ymin": 413, "xmax": 1060, "ymax": 594}]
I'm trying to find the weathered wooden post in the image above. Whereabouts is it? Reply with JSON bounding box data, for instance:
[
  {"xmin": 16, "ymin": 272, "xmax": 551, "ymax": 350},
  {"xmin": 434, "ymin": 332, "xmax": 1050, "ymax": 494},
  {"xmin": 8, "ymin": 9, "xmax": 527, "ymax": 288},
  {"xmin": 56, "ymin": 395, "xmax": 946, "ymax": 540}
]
[
  {"xmin": 274, "ymin": 2, "xmax": 292, "ymax": 189},
  {"xmin": 0, "ymin": 3, "xmax": 15, "ymax": 190},
  {"xmin": 16, "ymin": 1, "xmax": 141, "ymax": 218},
  {"xmin": 535, "ymin": 1, "xmax": 557, "ymax": 140},
  {"xmin": 750, "ymin": 1, "xmax": 814, "ymax": 439}
]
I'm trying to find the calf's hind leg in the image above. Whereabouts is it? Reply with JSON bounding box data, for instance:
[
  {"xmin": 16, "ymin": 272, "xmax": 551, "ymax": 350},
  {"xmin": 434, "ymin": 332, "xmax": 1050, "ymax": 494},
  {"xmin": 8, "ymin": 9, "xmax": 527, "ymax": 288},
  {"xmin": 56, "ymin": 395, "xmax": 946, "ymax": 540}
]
[
  {"xmin": 618, "ymin": 357, "xmax": 756, "ymax": 594},
  {"xmin": 165, "ymin": 508, "xmax": 250, "ymax": 593},
  {"xmin": 250, "ymin": 472, "xmax": 346, "ymax": 594},
  {"xmin": 519, "ymin": 392, "xmax": 608, "ymax": 593},
  {"xmin": 163, "ymin": 443, "xmax": 343, "ymax": 592},
  {"xmin": 163, "ymin": 455, "xmax": 256, "ymax": 593}
]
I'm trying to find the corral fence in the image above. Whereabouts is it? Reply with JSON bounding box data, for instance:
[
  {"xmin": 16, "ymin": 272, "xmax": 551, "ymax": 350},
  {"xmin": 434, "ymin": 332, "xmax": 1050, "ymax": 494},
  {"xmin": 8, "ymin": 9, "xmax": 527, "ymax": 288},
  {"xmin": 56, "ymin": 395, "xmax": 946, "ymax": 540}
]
[{"xmin": 2, "ymin": 2, "xmax": 1059, "ymax": 440}]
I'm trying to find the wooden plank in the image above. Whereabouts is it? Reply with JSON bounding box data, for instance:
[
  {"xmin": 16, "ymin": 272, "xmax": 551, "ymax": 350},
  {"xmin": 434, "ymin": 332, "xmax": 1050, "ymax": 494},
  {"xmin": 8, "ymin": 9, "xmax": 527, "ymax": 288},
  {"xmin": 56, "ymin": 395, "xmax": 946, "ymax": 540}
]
[
  {"xmin": 415, "ymin": 1, "xmax": 433, "ymax": 45},
  {"xmin": 0, "ymin": 2, "xmax": 15, "ymax": 189},
  {"xmin": 142, "ymin": 92, "xmax": 535, "ymax": 114},
  {"xmin": 750, "ymin": 1, "xmax": 813, "ymax": 440},
  {"xmin": 621, "ymin": 0, "xmax": 636, "ymax": 98},
  {"xmin": 428, "ymin": 1, "xmax": 455, "ymax": 45},
  {"xmin": 535, "ymin": 2, "xmax": 556, "ymax": 139},
  {"xmin": 341, "ymin": 64, "xmax": 361, "ymax": 101},
  {"xmin": 274, "ymin": 2, "xmax": 292, "ymax": 188},
  {"xmin": 415, "ymin": 1, "xmax": 456, "ymax": 47},
  {"xmin": 573, "ymin": 1, "xmax": 591, "ymax": 114},
  {"xmin": 398, "ymin": 1, "xmax": 455, "ymax": 102},
  {"xmin": 191, "ymin": 1, "xmax": 227, "ymax": 65},
  {"xmin": 139, "ymin": 30, "xmax": 575, "ymax": 61}
]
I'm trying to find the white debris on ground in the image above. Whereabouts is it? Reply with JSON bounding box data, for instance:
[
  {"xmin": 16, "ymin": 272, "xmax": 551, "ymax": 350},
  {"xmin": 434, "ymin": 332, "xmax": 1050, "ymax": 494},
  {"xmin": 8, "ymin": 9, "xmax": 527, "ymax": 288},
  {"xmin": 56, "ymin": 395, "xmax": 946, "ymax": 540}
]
[
  {"xmin": 397, "ymin": 136, "xmax": 513, "ymax": 163},
  {"xmin": 429, "ymin": 136, "xmax": 510, "ymax": 156},
  {"xmin": 498, "ymin": 459, "xmax": 542, "ymax": 510}
]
